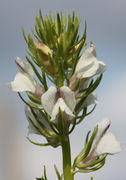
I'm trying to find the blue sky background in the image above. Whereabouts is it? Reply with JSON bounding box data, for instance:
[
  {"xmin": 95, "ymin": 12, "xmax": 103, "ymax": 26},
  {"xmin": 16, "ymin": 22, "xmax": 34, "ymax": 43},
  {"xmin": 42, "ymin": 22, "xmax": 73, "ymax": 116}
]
[{"xmin": 0, "ymin": 0, "xmax": 126, "ymax": 180}]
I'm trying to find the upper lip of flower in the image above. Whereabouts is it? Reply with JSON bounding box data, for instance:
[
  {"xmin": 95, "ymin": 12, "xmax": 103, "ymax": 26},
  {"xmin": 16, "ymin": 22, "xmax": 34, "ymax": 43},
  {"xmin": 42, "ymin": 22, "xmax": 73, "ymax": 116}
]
[
  {"xmin": 94, "ymin": 118, "xmax": 111, "ymax": 145},
  {"xmin": 15, "ymin": 57, "xmax": 35, "ymax": 76},
  {"xmin": 74, "ymin": 45, "xmax": 107, "ymax": 79},
  {"xmin": 10, "ymin": 57, "xmax": 37, "ymax": 93}
]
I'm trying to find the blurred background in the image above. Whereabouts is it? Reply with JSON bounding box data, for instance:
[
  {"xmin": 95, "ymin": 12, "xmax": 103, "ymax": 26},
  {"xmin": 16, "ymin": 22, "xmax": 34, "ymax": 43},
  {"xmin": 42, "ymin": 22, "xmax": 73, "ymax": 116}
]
[{"xmin": 0, "ymin": 0, "xmax": 126, "ymax": 179}]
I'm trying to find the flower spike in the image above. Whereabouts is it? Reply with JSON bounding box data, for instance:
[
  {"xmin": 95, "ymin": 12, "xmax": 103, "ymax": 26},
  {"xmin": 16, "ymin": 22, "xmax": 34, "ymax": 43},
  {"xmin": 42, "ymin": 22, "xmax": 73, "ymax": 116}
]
[{"xmin": 10, "ymin": 11, "xmax": 121, "ymax": 180}]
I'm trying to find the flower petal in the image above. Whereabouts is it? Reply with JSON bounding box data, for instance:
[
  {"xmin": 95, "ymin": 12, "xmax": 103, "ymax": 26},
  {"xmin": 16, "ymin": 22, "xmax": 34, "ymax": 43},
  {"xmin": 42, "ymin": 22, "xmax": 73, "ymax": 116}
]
[
  {"xmin": 95, "ymin": 118, "xmax": 111, "ymax": 144},
  {"xmin": 76, "ymin": 92, "xmax": 98, "ymax": 114},
  {"xmin": 95, "ymin": 132, "xmax": 122, "ymax": 155},
  {"xmin": 85, "ymin": 92, "xmax": 98, "ymax": 106},
  {"xmin": 16, "ymin": 57, "xmax": 34, "ymax": 76},
  {"xmin": 51, "ymin": 98, "xmax": 75, "ymax": 122},
  {"xmin": 41, "ymin": 86, "xmax": 57, "ymax": 116},
  {"xmin": 75, "ymin": 46, "xmax": 106, "ymax": 78},
  {"xmin": 10, "ymin": 72, "xmax": 36, "ymax": 92},
  {"xmin": 96, "ymin": 61, "xmax": 107, "ymax": 74},
  {"xmin": 60, "ymin": 86, "xmax": 76, "ymax": 112}
]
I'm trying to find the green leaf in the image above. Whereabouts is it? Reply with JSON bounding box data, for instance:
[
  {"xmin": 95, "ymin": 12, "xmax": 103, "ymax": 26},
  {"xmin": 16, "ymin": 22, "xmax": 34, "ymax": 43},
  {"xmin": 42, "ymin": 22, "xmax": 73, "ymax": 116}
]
[
  {"xmin": 36, "ymin": 166, "xmax": 48, "ymax": 180},
  {"xmin": 79, "ymin": 125, "xmax": 98, "ymax": 162},
  {"xmin": 17, "ymin": 92, "xmax": 43, "ymax": 110},
  {"xmin": 41, "ymin": 70, "xmax": 48, "ymax": 90},
  {"xmin": 85, "ymin": 130, "xmax": 91, "ymax": 146},
  {"xmin": 85, "ymin": 104, "xmax": 97, "ymax": 117},
  {"xmin": 27, "ymin": 137, "xmax": 50, "ymax": 146},
  {"xmin": 75, "ymin": 96, "xmax": 87, "ymax": 112},
  {"xmin": 44, "ymin": 166, "xmax": 48, "ymax": 180},
  {"xmin": 84, "ymin": 126, "xmax": 98, "ymax": 156},
  {"xmin": 54, "ymin": 165, "xmax": 62, "ymax": 180},
  {"xmin": 22, "ymin": 27, "xmax": 28, "ymax": 43},
  {"xmin": 57, "ymin": 13, "xmax": 62, "ymax": 35},
  {"xmin": 85, "ymin": 74, "xmax": 103, "ymax": 96},
  {"xmin": 27, "ymin": 92, "xmax": 41, "ymax": 104},
  {"xmin": 76, "ymin": 107, "xmax": 87, "ymax": 124},
  {"xmin": 68, "ymin": 118, "xmax": 77, "ymax": 134}
]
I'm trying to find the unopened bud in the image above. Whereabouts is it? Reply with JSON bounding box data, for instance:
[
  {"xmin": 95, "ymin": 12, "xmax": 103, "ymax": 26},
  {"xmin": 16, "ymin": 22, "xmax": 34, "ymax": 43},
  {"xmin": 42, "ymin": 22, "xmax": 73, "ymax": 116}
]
[
  {"xmin": 34, "ymin": 41, "xmax": 52, "ymax": 56},
  {"xmin": 34, "ymin": 41, "xmax": 55, "ymax": 75}
]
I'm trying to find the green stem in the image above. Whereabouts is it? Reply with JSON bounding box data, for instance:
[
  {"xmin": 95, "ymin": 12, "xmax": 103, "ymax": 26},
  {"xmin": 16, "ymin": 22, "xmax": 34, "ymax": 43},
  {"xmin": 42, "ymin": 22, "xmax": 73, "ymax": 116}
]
[
  {"xmin": 61, "ymin": 136, "xmax": 73, "ymax": 180},
  {"xmin": 56, "ymin": 76, "xmax": 64, "ymax": 88}
]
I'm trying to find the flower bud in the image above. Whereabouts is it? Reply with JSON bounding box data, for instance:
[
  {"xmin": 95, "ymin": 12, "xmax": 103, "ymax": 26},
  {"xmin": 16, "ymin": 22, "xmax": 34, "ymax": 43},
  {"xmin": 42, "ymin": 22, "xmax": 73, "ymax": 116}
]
[
  {"xmin": 34, "ymin": 41, "xmax": 52, "ymax": 56},
  {"xmin": 34, "ymin": 41, "xmax": 55, "ymax": 75}
]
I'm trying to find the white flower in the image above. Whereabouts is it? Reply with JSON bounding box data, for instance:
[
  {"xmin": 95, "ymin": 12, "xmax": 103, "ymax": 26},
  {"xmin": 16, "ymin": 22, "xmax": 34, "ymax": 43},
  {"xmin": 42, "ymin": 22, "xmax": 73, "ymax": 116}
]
[
  {"xmin": 76, "ymin": 118, "xmax": 121, "ymax": 169},
  {"xmin": 10, "ymin": 57, "xmax": 37, "ymax": 93},
  {"xmin": 89, "ymin": 118, "xmax": 121, "ymax": 159},
  {"xmin": 75, "ymin": 45, "xmax": 107, "ymax": 79},
  {"xmin": 41, "ymin": 86, "xmax": 76, "ymax": 122},
  {"xmin": 94, "ymin": 118, "xmax": 121, "ymax": 155}
]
